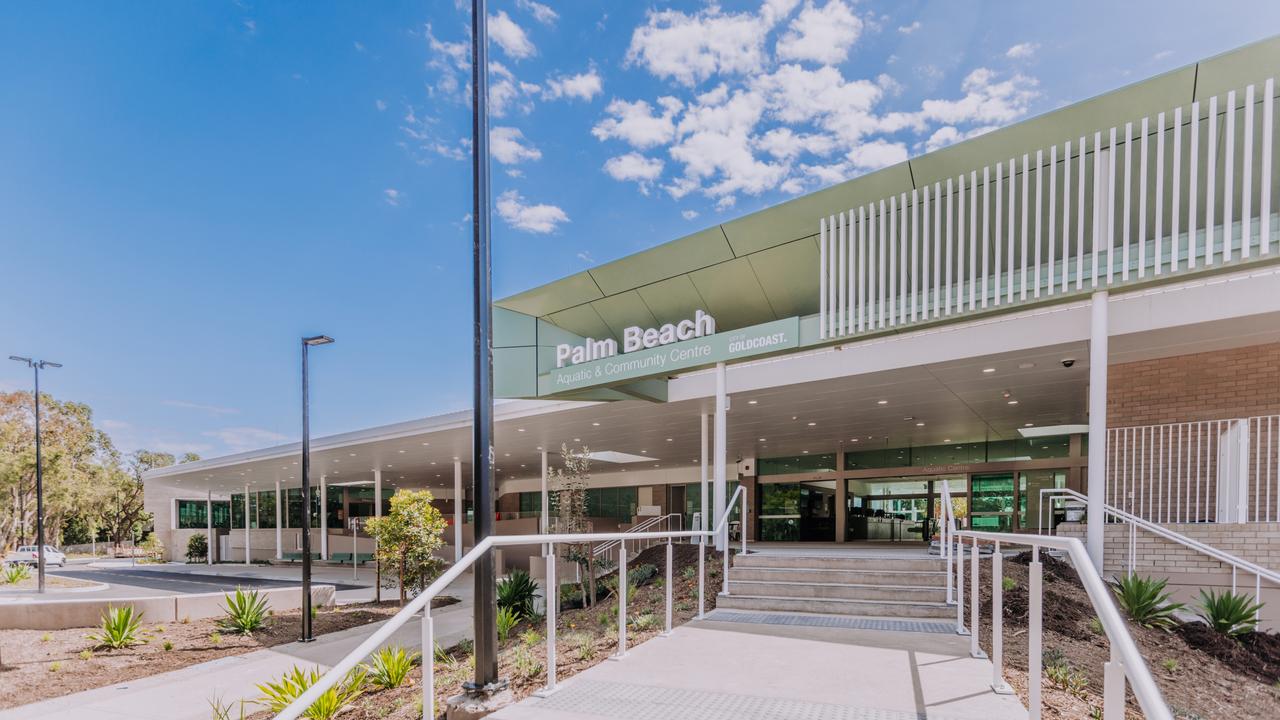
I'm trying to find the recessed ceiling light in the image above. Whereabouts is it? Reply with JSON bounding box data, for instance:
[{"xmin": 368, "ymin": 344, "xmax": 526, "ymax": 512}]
[
  {"xmin": 748, "ymin": 400, "xmax": 758, "ymax": 405},
  {"xmin": 1019, "ymin": 362, "xmax": 1036, "ymax": 369},
  {"xmin": 802, "ymin": 450, "xmax": 809, "ymax": 454},
  {"xmin": 850, "ymin": 438, "xmax": 858, "ymax": 442},
  {"xmin": 877, "ymin": 400, "xmax": 888, "ymax": 405},
  {"xmin": 982, "ymin": 367, "xmax": 996, "ymax": 373},
  {"xmin": 1025, "ymin": 423, "xmax": 1034, "ymax": 427},
  {"xmin": 1008, "ymin": 400, "xmax": 1019, "ymax": 405},
  {"xmin": 573, "ymin": 438, "xmax": 580, "ymax": 442},
  {"xmin": 807, "ymin": 421, "xmax": 816, "ymax": 426},
  {"xmin": 592, "ymin": 422, "xmax": 600, "ymax": 426},
  {"xmin": 386, "ymin": 464, "xmax": 393, "ymax": 468},
  {"xmin": 348, "ymin": 453, "xmax": 356, "ymax": 457},
  {"xmin": 944, "ymin": 438, "xmax": 952, "ymax": 443},
  {"xmin": 536, "ymin": 446, "xmax": 543, "ymax": 451},
  {"xmin": 666, "ymin": 438, "xmax": 673, "ymax": 442},
  {"xmin": 903, "ymin": 416, "xmax": 914, "ymax": 421},
  {"xmin": 916, "ymin": 422, "xmax": 925, "ymax": 427},
  {"xmin": 758, "ymin": 438, "xmax": 767, "ymax": 442},
  {"xmin": 430, "ymin": 461, "xmax": 436, "ymax": 465},
  {"xmin": 398, "ymin": 449, "xmax": 405, "ymax": 454},
  {"xmin": 517, "ymin": 428, "xmax": 525, "ymax": 432}
]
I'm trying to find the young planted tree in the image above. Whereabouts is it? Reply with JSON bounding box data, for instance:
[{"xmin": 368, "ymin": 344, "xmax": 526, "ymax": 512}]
[
  {"xmin": 549, "ymin": 444, "xmax": 594, "ymax": 606},
  {"xmin": 364, "ymin": 490, "xmax": 449, "ymax": 605}
]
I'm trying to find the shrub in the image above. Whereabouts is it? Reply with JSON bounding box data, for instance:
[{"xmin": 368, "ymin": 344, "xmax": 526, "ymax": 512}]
[
  {"xmin": 497, "ymin": 569, "xmax": 538, "ymax": 620},
  {"xmin": 1196, "ymin": 589, "xmax": 1264, "ymax": 637},
  {"xmin": 497, "ymin": 606, "xmax": 520, "ymax": 642},
  {"xmin": 79, "ymin": 649, "xmax": 93, "ymax": 661},
  {"xmin": 186, "ymin": 534, "xmax": 209, "ymax": 563},
  {"xmin": 139, "ymin": 534, "xmax": 165, "ymax": 562},
  {"xmin": 48, "ymin": 661, "xmax": 62, "ymax": 673},
  {"xmin": 88, "ymin": 606, "xmax": 146, "ymax": 649},
  {"xmin": 1161, "ymin": 658, "xmax": 1179, "ymax": 673},
  {"xmin": 681, "ymin": 566, "xmax": 696, "ymax": 581},
  {"xmin": 363, "ymin": 645, "xmax": 419, "ymax": 689},
  {"xmin": 1109, "ymin": 574, "xmax": 1183, "ymax": 629},
  {"xmin": 630, "ymin": 613, "xmax": 659, "ymax": 631},
  {"xmin": 512, "ymin": 645, "xmax": 542, "ymax": 680},
  {"xmin": 163, "ymin": 640, "xmax": 174, "ymax": 651},
  {"xmin": 218, "ymin": 588, "xmax": 270, "ymax": 635},
  {"xmin": 257, "ymin": 666, "xmax": 367, "ymax": 720},
  {"xmin": 1088, "ymin": 616, "xmax": 1104, "ymax": 635},
  {"xmin": 39, "ymin": 633, "xmax": 50, "ymax": 643},
  {"xmin": 210, "ymin": 632, "xmax": 223, "ymax": 645},
  {"xmin": 1046, "ymin": 662, "xmax": 1089, "ymax": 698},
  {"xmin": 1002, "ymin": 576, "xmax": 1017, "ymax": 592},
  {"xmin": 520, "ymin": 629, "xmax": 542, "ymax": 647},
  {"xmin": 2, "ymin": 562, "xmax": 32, "ymax": 584},
  {"xmin": 572, "ymin": 633, "xmax": 596, "ymax": 662}
]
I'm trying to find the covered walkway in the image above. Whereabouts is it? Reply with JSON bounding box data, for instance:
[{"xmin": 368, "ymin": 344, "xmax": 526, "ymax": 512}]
[{"xmin": 494, "ymin": 611, "xmax": 1025, "ymax": 720}]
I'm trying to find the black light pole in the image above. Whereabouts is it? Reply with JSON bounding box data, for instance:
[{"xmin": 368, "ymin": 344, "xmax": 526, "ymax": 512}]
[
  {"xmin": 467, "ymin": 0, "xmax": 502, "ymax": 694},
  {"xmin": 300, "ymin": 335, "xmax": 333, "ymax": 642},
  {"xmin": 9, "ymin": 356, "xmax": 61, "ymax": 594}
]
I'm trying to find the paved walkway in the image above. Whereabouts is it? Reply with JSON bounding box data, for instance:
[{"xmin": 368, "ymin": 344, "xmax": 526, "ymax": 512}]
[
  {"xmin": 0, "ymin": 575, "xmax": 474, "ymax": 720},
  {"xmin": 493, "ymin": 611, "xmax": 1025, "ymax": 720}
]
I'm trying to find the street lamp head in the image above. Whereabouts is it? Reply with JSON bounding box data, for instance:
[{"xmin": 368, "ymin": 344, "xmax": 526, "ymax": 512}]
[
  {"xmin": 303, "ymin": 335, "xmax": 335, "ymax": 346},
  {"xmin": 9, "ymin": 356, "xmax": 32, "ymax": 365},
  {"xmin": 38, "ymin": 361, "xmax": 61, "ymax": 369}
]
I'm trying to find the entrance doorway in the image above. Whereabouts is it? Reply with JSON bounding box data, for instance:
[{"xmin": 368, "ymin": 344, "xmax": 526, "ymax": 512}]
[
  {"xmin": 970, "ymin": 473, "xmax": 1015, "ymax": 531},
  {"xmin": 759, "ymin": 481, "xmax": 835, "ymax": 541}
]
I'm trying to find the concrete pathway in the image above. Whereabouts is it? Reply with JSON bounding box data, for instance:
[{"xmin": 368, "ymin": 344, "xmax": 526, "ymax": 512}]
[
  {"xmin": 0, "ymin": 575, "xmax": 474, "ymax": 720},
  {"xmin": 493, "ymin": 612, "xmax": 1025, "ymax": 720}
]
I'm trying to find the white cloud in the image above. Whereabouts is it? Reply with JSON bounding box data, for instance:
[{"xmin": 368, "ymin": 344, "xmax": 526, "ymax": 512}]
[
  {"xmin": 577, "ymin": 250, "xmax": 595, "ymax": 263},
  {"xmin": 544, "ymin": 69, "xmax": 603, "ymax": 101},
  {"xmin": 847, "ymin": 138, "xmax": 908, "ymax": 169},
  {"xmin": 776, "ymin": 1, "xmax": 863, "ymax": 66},
  {"xmin": 920, "ymin": 68, "xmax": 1038, "ymax": 125},
  {"xmin": 489, "ymin": 61, "xmax": 539, "ymax": 117},
  {"xmin": 898, "ymin": 21, "xmax": 921, "ymax": 35},
  {"xmin": 162, "ymin": 400, "xmax": 239, "ymax": 416},
  {"xmin": 1006, "ymin": 42, "xmax": 1038, "ymax": 60},
  {"xmin": 203, "ymin": 427, "xmax": 290, "ymax": 453},
  {"xmin": 517, "ymin": 0, "xmax": 558, "ymax": 25},
  {"xmin": 497, "ymin": 190, "xmax": 569, "ymax": 233},
  {"xmin": 375, "ymin": 99, "xmax": 387, "ymax": 111},
  {"xmin": 592, "ymin": 97, "xmax": 682, "ymax": 149},
  {"xmin": 505, "ymin": 168, "xmax": 524, "ymax": 178},
  {"xmin": 922, "ymin": 124, "xmax": 996, "ymax": 152},
  {"xmin": 490, "ymin": 11, "xmax": 536, "ymax": 60},
  {"xmin": 1152, "ymin": 49, "xmax": 1173, "ymax": 62},
  {"xmin": 384, "ymin": 188, "xmax": 402, "ymax": 206},
  {"xmin": 353, "ymin": 41, "xmax": 366, "ymax": 52},
  {"xmin": 603, "ymin": 153, "xmax": 665, "ymax": 194},
  {"xmin": 681, "ymin": 209, "xmax": 699, "ymax": 220},
  {"xmin": 625, "ymin": 3, "xmax": 798, "ymax": 87},
  {"xmin": 242, "ymin": 19, "xmax": 257, "ymax": 34},
  {"xmin": 490, "ymin": 126, "xmax": 542, "ymax": 164}
]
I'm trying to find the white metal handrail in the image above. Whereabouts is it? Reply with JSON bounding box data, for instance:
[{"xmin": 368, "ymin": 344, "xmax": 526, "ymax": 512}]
[
  {"xmin": 273, "ymin": 484, "xmax": 747, "ymax": 720},
  {"xmin": 592, "ymin": 513, "xmax": 684, "ymax": 567},
  {"xmin": 1039, "ymin": 487, "xmax": 1280, "ymax": 619},
  {"xmin": 952, "ymin": 525, "xmax": 1173, "ymax": 720}
]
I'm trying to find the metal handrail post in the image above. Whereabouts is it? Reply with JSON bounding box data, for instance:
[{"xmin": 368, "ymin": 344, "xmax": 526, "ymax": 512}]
[
  {"xmin": 990, "ymin": 542, "xmax": 1011, "ymax": 694},
  {"xmin": 697, "ymin": 532, "xmax": 706, "ymax": 619},
  {"xmin": 421, "ymin": 607, "xmax": 433, "ymax": 720},
  {"xmin": 970, "ymin": 538, "xmax": 984, "ymax": 658},
  {"xmin": 538, "ymin": 541, "xmax": 558, "ymax": 696},
  {"xmin": 614, "ymin": 539, "xmax": 628, "ymax": 659},
  {"xmin": 956, "ymin": 522, "xmax": 966, "ymax": 635},
  {"xmin": 1028, "ymin": 546, "xmax": 1043, "ymax": 719},
  {"xmin": 663, "ymin": 540, "xmax": 673, "ymax": 636}
]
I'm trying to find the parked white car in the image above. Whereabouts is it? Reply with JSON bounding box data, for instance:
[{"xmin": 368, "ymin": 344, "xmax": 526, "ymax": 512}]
[{"xmin": 4, "ymin": 545, "xmax": 66, "ymax": 567}]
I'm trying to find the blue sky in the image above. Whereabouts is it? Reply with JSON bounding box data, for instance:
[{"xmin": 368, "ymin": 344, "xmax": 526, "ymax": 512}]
[{"xmin": 1, "ymin": 1, "xmax": 1277, "ymax": 458}]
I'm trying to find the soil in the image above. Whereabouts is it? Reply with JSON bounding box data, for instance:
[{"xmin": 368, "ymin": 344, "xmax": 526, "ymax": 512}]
[
  {"xmin": 0, "ymin": 574, "xmax": 99, "ymax": 592},
  {"xmin": 0, "ymin": 596, "xmax": 459, "ymax": 710},
  {"xmin": 975, "ymin": 551, "xmax": 1280, "ymax": 719},
  {"xmin": 230, "ymin": 546, "xmax": 728, "ymax": 720}
]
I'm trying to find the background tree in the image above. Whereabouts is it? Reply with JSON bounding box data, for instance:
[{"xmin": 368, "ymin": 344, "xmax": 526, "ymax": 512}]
[
  {"xmin": 549, "ymin": 444, "xmax": 594, "ymax": 606},
  {"xmin": 364, "ymin": 489, "xmax": 448, "ymax": 605}
]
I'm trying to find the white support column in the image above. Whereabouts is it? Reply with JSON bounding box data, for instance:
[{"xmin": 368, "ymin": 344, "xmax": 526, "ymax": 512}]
[
  {"xmin": 713, "ymin": 362, "xmax": 728, "ymax": 551},
  {"xmin": 244, "ymin": 484, "xmax": 251, "ymax": 566},
  {"xmin": 275, "ymin": 480, "xmax": 283, "ymax": 560},
  {"xmin": 540, "ymin": 450, "xmax": 549, "ymax": 535},
  {"xmin": 320, "ymin": 474, "xmax": 328, "ymax": 560},
  {"xmin": 1088, "ymin": 291, "xmax": 1109, "ymax": 573},
  {"xmin": 206, "ymin": 490, "xmax": 213, "ymax": 566},
  {"xmin": 373, "ymin": 468, "xmax": 382, "ymax": 603},
  {"xmin": 454, "ymin": 460, "xmax": 464, "ymax": 563},
  {"xmin": 700, "ymin": 414, "xmax": 709, "ymax": 532}
]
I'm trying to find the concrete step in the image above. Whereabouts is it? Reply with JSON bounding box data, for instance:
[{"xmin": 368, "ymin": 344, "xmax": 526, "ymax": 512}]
[
  {"xmin": 734, "ymin": 553, "xmax": 943, "ymax": 572},
  {"xmin": 726, "ymin": 579, "xmax": 948, "ymax": 602},
  {"xmin": 728, "ymin": 566, "xmax": 948, "ymax": 587},
  {"xmin": 717, "ymin": 593, "xmax": 954, "ymax": 619}
]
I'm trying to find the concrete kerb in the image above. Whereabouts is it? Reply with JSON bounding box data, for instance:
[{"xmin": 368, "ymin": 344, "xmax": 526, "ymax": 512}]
[{"xmin": 0, "ymin": 584, "xmax": 336, "ymax": 630}]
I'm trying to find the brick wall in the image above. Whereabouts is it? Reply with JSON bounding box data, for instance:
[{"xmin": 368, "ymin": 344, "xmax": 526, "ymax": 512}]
[
  {"xmin": 1108, "ymin": 341, "xmax": 1280, "ymax": 427},
  {"xmin": 1058, "ymin": 521, "xmax": 1280, "ymax": 629}
]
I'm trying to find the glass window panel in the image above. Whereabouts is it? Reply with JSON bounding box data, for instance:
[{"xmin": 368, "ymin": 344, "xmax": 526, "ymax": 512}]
[
  {"xmin": 257, "ymin": 491, "xmax": 276, "ymax": 529},
  {"xmin": 759, "ymin": 453, "xmax": 837, "ymax": 475}
]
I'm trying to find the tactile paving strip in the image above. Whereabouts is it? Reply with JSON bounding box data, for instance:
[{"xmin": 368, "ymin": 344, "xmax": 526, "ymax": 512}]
[
  {"xmin": 703, "ymin": 609, "xmax": 955, "ymax": 634},
  {"xmin": 531, "ymin": 679, "xmax": 970, "ymax": 720}
]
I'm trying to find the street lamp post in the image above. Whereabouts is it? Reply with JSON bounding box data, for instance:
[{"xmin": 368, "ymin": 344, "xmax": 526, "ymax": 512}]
[
  {"xmin": 300, "ymin": 335, "xmax": 334, "ymax": 642},
  {"xmin": 9, "ymin": 356, "xmax": 61, "ymax": 594}
]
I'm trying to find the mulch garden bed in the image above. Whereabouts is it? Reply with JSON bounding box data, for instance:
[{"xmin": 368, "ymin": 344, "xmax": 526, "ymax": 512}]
[
  {"xmin": 0, "ymin": 596, "xmax": 459, "ymax": 710},
  {"xmin": 973, "ymin": 551, "xmax": 1280, "ymax": 719}
]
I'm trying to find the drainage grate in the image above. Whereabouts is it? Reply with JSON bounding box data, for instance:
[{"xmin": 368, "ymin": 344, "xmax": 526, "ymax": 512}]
[
  {"xmin": 702, "ymin": 609, "xmax": 955, "ymax": 634},
  {"xmin": 530, "ymin": 679, "xmax": 979, "ymax": 720}
]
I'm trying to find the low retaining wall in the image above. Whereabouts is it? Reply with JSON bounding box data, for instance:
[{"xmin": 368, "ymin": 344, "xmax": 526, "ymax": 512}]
[{"xmin": 0, "ymin": 584, "xmax": 336, "ymax": 630}]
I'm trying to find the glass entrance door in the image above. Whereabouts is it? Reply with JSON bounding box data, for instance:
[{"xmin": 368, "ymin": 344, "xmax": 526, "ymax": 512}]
[
  {"xmin": 970, "ymin": 473, "xmax": 1015, "ymax": 531},
  {"xmin": 759, "ymin": 481, "xmax": 835, "ymax": 541}
]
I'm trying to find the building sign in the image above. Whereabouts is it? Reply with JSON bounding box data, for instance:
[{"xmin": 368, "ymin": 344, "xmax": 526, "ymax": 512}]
[
  {"xmin": 541, "ymin": 316, "xmax": 800, "ymax": 395},
  {"xmin": 555, "ymin": 310, "xmax": 716, "ymax": 368}
]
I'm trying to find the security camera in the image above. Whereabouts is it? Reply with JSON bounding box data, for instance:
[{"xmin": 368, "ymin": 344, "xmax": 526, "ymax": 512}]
[{"xmin": 1061, "ymin": 358, "xmax": 1076, "ymax": 368}]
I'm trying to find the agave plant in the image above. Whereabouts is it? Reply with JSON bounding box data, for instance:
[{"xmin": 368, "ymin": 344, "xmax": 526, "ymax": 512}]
[
  {"xmin": 362, "ymin": 645, "xmax": 420, "ymax": 689},
  {"xmin": 1196, "ymin": 588, "xmax": 1264, "ymax": 637},
  {"xmin": 218, "ymin": 587, "xmax": 270, "ymax": 635},
  {"xmin": 1108, "ymin": 574, "xmax": 1184, "ymax": 629},
  {"xmin": 497, "ymin": 606, "xmax": 520, "ymax": 643},
  {"xmin": 2, "ymin": 562, "xmax": 32, "ymax": 584},
  {"xmin": 88, "ymin": 606, "xmax": 146, "ymax": 649},
  {"xmin": 497, "ymin": 569, "xmax": 538, "ymax": 620},
  {"xmin": 257, "ymin": 665, "xmax": 367, "ymax": 720}
]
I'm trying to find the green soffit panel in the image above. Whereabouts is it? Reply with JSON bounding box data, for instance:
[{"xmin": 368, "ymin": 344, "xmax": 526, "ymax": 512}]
[
  {"xmin": 590, "ymin": 290, "xmax": 660, "ymax": 339},
  {"xmin": 587, "ymin": 226, "xmax": 735, "ymax": 296},
  {"xmin": 635, "ymin": 275, "xmax": 710, "ymax": 327}
]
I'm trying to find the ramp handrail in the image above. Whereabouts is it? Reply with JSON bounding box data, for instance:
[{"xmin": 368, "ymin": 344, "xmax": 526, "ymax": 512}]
[
  {"xmin": 950, "ymin": 523, "xmax": 1173, "ymax": 720},
  {"xmin": 592, "ymin": 513, "xmax": 684, "ymax": 566},
  {"xmin": 1039, "ymin": 487, "xmax": 1280, "ymax": 616},
  {"xmin": 273, "ymin": 484, "xmax": 747, "ymax": 720}
]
